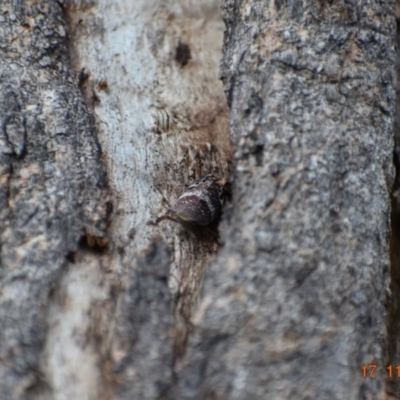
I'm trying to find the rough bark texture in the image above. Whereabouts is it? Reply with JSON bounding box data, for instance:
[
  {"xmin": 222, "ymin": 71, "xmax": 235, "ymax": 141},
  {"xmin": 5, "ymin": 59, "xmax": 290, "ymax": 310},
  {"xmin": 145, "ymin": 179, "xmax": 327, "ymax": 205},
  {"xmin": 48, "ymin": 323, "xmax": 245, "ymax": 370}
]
[
  {"xmin": 0, "ymin": 1, "xmax": 110, "ymax": 399},
  {"xmin": 1, "ymin": 1, "xmax": 398, "ymax": 400},
  {"xmin": 39, "ymin": 1, "xmax": 231, "ymax": 399},
  {"xmin": 173, "ymin": 2, "xmax": 396, "ymax": 400}
]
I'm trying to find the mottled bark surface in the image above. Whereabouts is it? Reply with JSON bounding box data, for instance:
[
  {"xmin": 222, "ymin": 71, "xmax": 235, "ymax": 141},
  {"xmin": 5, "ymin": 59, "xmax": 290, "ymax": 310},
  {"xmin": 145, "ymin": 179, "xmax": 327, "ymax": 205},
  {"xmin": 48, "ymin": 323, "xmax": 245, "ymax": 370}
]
[
  {"xmin": 174, "ymin": 2, "xmax": 396, "ymax": 400},
  {"xmin": 0, "ymin": 1, "xmax": 109, "ymax": 398},
  {"xmin": 1, "ymin": 1, "xmax": 398, "ymax": 400},
  {"xmin": 40, "ymin": 1, "xmax": 230, "ymax": 399}
]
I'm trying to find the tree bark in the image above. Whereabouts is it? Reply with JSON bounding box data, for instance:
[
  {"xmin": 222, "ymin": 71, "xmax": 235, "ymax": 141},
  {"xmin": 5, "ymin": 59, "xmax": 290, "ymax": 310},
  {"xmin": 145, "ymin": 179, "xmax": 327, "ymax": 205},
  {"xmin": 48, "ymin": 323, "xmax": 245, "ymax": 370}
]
[
  {"xmin": 388, "ymin": 2, "xmax": 400, "ymax": 399},
  {"xmin": 60, "ymin": 1, "xmax": 231, "ymax": 399},
  {"xmin": 174, "ymin": 2, "xmax": 396, "ymax": 399},
  {"xmin": 0, "ymin": 1, "xmax": 398, "ymax": 400},
  {"xmin": 0, "ymin": 1, "xmax": 110, "ymax": 398}
]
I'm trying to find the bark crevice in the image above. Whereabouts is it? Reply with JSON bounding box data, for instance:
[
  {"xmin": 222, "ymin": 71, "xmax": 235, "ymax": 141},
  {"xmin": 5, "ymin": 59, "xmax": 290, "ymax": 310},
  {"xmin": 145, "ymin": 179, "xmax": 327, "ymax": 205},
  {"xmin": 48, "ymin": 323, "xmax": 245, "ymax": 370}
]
[{"xmin": 387, "ymin": 4, "xmax": 400, "ymax": 398}]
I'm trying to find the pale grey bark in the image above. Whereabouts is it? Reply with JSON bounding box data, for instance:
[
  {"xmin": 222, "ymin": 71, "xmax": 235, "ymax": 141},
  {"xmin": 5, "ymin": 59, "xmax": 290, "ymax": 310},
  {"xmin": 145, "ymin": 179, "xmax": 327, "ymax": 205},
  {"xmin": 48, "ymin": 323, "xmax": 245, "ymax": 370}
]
[
  {"xmin": 0, "ymin": 1, "xmax": 398, "ymax": 400},
  {"xmin": 56, "ymin": 1, "xmax": 230, "ymax": 399}
]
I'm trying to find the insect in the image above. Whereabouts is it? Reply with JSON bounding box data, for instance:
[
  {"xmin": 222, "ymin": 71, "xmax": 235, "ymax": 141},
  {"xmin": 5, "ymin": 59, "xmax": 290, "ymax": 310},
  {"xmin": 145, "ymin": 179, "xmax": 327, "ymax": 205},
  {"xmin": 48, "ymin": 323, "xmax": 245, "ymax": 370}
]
[{"xmin": 155, "ymin": 175, "xmax": 228, "ymax": 229}]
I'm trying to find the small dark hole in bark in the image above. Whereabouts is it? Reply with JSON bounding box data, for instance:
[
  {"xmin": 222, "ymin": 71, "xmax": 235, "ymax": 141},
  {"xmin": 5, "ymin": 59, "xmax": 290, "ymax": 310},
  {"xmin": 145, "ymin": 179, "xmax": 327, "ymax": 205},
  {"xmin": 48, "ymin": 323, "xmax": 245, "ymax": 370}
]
[
  {"xmin": 254, "ymin": 144, "xmax": 264, "ymax": 166},
  {"xmin": 80, "ymin": 232, "xmax": 109, "ymax": 253},
  {"xmin": 106, "ymin": 200, "xmax": 113, "ymax": 218},
  {"xmin": 78, "ymin": 68, "xmax": 90, "ymax": 88},
  {"xmin": 175, "ymin": 41, "xmax": 191, "ymax": 68},
  {"xmin": 66, "ymin": 252, "xmax": 75, "ymax": 263},
  {"xmin": 156, "ymin": 275, "xmax": 168, "ymax": 285}
]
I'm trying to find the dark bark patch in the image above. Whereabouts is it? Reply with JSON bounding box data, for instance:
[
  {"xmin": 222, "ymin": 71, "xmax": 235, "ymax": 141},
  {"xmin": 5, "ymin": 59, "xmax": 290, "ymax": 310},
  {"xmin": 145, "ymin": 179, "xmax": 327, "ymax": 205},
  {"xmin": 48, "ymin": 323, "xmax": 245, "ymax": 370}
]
[
  {"xmin": 274, "ymin": 0, "xmax": 286, "ymax": 11},
  {"xmin": 175, "ymin": 41, "xmax": 191, "ymax": 68}
]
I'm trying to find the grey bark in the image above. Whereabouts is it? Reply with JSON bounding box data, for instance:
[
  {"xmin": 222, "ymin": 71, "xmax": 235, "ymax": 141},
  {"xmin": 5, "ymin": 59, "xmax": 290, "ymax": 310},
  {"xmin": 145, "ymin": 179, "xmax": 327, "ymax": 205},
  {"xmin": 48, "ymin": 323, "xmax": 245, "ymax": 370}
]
[
  {"xmin": 0, "ymin": 1, "xmax": 398, "ymax": 400},
  {"xmin": 174, "ymin": 2, "xmax": 396, "ymax": 400},
  {"xmin": 0, "ymin": 1, "xmax": 110, "ymax": 399}
]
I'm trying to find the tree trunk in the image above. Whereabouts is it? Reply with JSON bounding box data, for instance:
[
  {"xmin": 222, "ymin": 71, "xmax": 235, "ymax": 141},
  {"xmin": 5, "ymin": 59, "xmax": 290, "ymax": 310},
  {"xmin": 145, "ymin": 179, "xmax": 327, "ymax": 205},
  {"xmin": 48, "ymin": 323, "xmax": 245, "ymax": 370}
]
[
  {"xmin": 1, "ymin": 0, "xmax": 230, "ymax": 399},
  {"xmin": 174, "ymin": 2, "xmax": 396, "ymax": 399},
  {"xmin": 0, "ymin": 1, "xmax": 397, "ymax": 400},
  {"xmin": 0, "ymin": 1, "xmax": 110, "ymax": 398}
]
